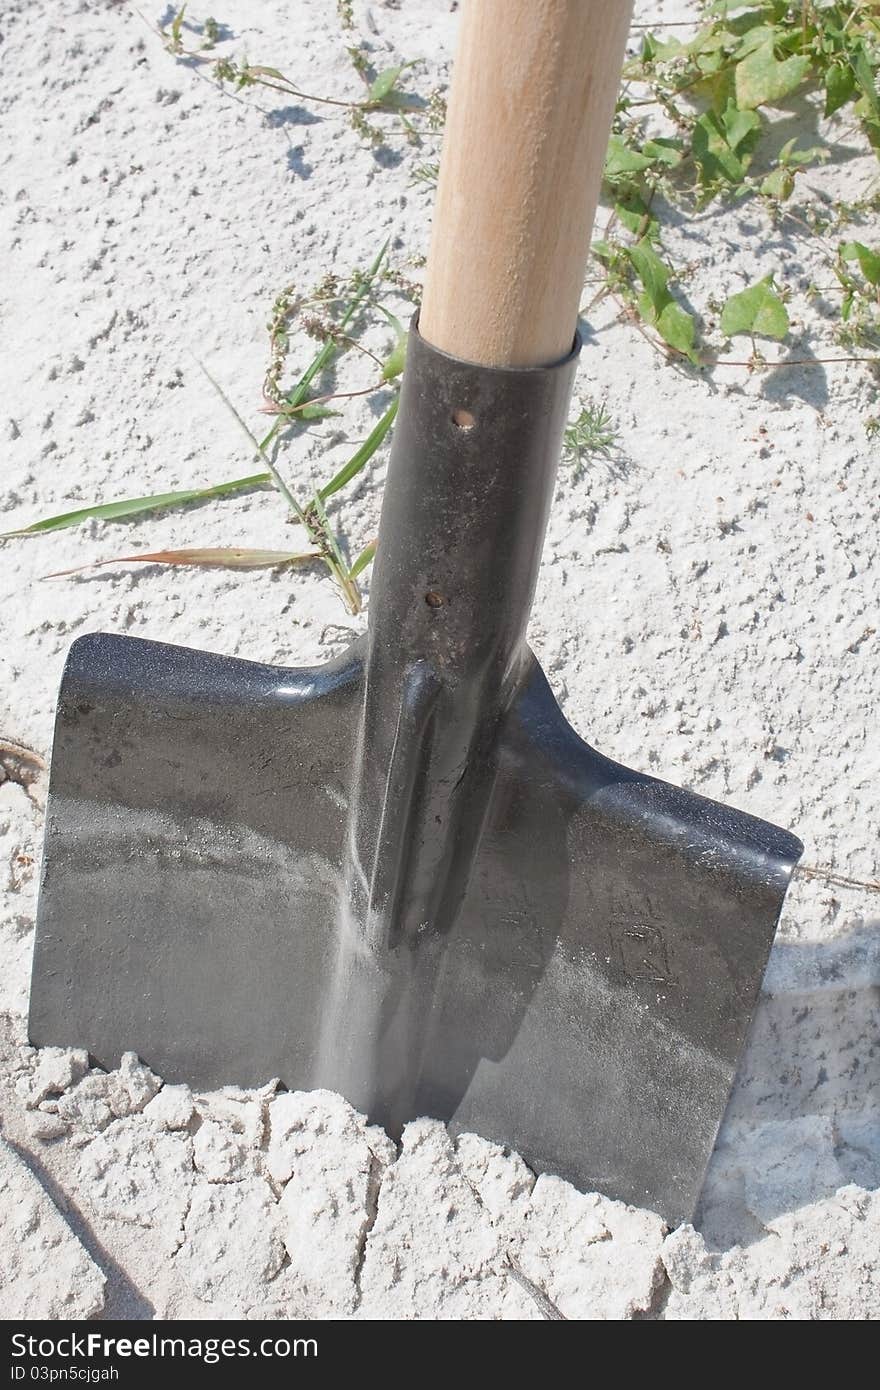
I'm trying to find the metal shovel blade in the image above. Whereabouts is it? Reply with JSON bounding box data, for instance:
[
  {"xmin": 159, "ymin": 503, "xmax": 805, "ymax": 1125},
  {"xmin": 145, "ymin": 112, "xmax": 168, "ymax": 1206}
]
[{"xmin": 29, "ymin": 330, "xmax": 802, "ymax": 1225}]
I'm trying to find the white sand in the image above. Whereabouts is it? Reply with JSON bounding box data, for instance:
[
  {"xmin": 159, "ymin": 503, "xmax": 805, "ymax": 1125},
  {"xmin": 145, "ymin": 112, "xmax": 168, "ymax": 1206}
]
[{"xmin": 0, "ymin": 0, "xmax": 877, "ymax": 1318}]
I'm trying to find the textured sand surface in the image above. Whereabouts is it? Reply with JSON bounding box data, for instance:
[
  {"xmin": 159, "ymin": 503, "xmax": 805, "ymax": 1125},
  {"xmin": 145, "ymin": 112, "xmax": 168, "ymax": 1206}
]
[{"xmin": 0, "ymin": 0, "xmax": 877, "ymax": 1319}]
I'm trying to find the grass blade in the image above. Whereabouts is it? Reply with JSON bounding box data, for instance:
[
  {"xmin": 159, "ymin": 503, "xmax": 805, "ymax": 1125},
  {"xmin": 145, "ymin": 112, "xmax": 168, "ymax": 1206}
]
[
  {"xmin": 319, "ymin": 399, "xmax": 398, "ymax": 501},
  {"xmin": 195, "ymin": 359, "xmax": 310, "ymax": 528},
  {"xmin": 259, "ymin": 238, "xmax": 390, "ymax": 451},
  {"xmin": 307, "ymin": 490, "xmax": 362, "ymax": 614},
  {"xmin": 197, "ymin": 361, "xmax": 365, "ymax": 610},
  {"xmin": 46, "ymin": 547, "xmax": 318, "ymax": 578},
  {"xmin": 349, "ymin": 538, "xmax": 377, "ymax": 580},
  {"xmin": 376, "ymin": 304, "xmax": 407, "ymax": 380},
  {"xmin": 1, "ymin": 474, "xmax": 271, "ymax": 538}
]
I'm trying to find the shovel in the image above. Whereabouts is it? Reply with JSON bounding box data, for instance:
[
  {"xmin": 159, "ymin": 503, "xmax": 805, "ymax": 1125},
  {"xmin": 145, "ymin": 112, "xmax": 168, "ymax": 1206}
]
[{"xmin": 29, "ymin": 0, "xmax": 802, "ymax": 1225}]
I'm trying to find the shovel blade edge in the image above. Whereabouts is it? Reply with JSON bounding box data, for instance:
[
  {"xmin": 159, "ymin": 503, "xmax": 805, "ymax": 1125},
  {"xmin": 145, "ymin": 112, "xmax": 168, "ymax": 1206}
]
[
  {"xmin": 418, "ymin": 657, "xmax": 802, "ymax": 1224},
  {"xmin": 29, "ymin": 631, "xmax": 365, "ymax": 1087},
  {"xmin": 29, "ymin": 634, "xmax": 802, "ymax": 1225}
]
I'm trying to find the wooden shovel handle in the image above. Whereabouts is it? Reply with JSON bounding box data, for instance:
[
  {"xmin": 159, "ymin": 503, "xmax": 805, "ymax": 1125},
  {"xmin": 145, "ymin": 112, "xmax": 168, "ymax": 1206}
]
[{"xmin": 420, "ymin": 0, "xmax": 633, "ymax": 368}]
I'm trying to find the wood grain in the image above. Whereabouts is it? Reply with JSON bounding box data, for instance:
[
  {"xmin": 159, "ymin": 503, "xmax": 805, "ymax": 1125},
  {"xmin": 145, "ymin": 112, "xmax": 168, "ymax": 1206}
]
[{"xmin": 420, "ymin": 0, "xmax": 633, "ymax": 367}]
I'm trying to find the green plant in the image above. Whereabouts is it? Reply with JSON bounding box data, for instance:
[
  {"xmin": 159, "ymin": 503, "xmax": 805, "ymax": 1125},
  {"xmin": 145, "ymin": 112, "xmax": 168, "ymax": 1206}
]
[
  {"xmin": 7, "ymin": 245, "xmax": 415, "ymax": 614},
  {"xmin": 156, "ymin": 6, "xmax": 433, "ymax": 150},
  {"xmin": 834, "ymin": 238, "xmax": 880, "ymax": 348},
  {"xmin": 593, "ymin": 0, "xmax": 880, "ymax": 394},
  {"xmin": 627, "ymin": 3, "xmax": 880, "ymax": 153},
  {"xmin": 563, "ymin": 400, "xmax": 620, "ymax": 475},
  {"xmin": 720, "ymin": 273, "xmax": 789, "ymax": 340},
  {"xmin": 18, "ymin": 5, "xmax": 880, "ymax": 618},
  {"xmin": 411, "ymin": 161, "xmax": 440, "ymax": 187}
]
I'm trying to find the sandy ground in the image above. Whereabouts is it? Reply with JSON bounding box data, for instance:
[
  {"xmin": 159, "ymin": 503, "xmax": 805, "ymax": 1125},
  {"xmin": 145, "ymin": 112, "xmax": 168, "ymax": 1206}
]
[{"xmin": 0, "ymin": 0, "xmax": 878, "ymax": 1319}]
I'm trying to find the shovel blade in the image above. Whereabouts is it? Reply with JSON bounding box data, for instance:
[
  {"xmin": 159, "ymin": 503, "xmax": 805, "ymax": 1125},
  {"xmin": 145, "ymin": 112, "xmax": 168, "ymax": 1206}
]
[
  {"xmin": 30, "ymin": 632, "xmax": 801, "ymax": 1225},
  {"xmin": 417, "ymin": 657, "xmax": 802, "ymax": 1222},
  {"xmin": 29, "ymin": 633, "xmax": 363, "ymax": 1086}
]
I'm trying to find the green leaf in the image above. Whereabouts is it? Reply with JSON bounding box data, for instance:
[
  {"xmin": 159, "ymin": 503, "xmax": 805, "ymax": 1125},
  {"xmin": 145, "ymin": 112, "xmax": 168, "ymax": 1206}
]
[
  {"xmin": 721, "ymin": 101, "xmax": 762, "ymax": 153},
  {"xmin": 825, "ymin": 61, "xmax": 855, "ymax": 118},
  {"xmin": 297, "ymin": 402, "xmax": 340, "ymax": 420},
  {"xmin": 170, "ymin": 5, "xmax": 186, "ymax": 47},
  {"xmin": 605, "ymin": 134, "xmax": 684, "ymax": 185},
  {"xmin": 639, "ymin": 32, "xmax": 684, "ymax": 64},
  {"xmin": 349, "ymin": 539, "xmax": 377, "ymax": 580},
  {"xmin": 627, "ymin": 240, "xmax": 697, "ymax": 362},
  {"xmin": 641, "ymin": 137, "xmax": 684, "ymax": 167},
  {"xmin": 319, "ymin": 398, "xmax": 398, "ymax": 501},
  {"xmin": 760, "ymin": 135, "xmax": 826, "ymax": 199},
  {"xmin": 720, "ymin": 276, "xmax": 789, "ymax": 340},
  {"xmin": 776, "ymin": 137, "xmax": 826, "ymax": 168},
  {"xmin": 1, "ymin": 474, "xmax": 271, "ymax": 538},
  {"xmin": 654, "ymin": 300, "xmax": 696, "ymax": 358},
  {"xmin": 614, "ymin": 196, "xmax": 658, "ymax": 238},
  {"xmin": 376, "ymin": 304, "xmax": 408, "ymax": 380},
  {"xmin": 760, "ymin": 166, "xmax": 795, "ymax": 200},
  {"xmin": 851, "ymin": 46, "xmax": 880, "ymax": 121},
  {"xmin": 381, "ymin": 336, "xmax": 407, "ymax": 381},
  {"xmin": 692, "ymin": 106, "xmax": 759, "ymax": 185},
  {"xmin": 627, "ymin": 240, "xmax": 669, "ymax": 313},
  {"xmin": 734, "ymin": 41, "xmax": 810, "ymax": 109},
  {"xmin": 703, "ymin": 0, "xmax": 757, "ymax": 12},
  {"xmin": 604, "ymin": 135, "xmax": 654, "ymax": 179},
  {"xmin": 695, "ymin": 44, "xmax": 727, "ymax": 77},
  {"xmin": 732, "ymin": 23, "xmax": 779, "ymax": 59},
  {"xmin": 367, "ymin": 65, "xmax": 405, "ymax": 105},
  {"xmin": 841, "ymin": 241, "xmax": 880, "ymax": 287}
]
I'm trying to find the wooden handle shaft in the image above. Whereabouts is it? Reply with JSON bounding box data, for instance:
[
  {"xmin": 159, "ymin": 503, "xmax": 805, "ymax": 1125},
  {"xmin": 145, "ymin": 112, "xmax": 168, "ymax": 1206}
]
[{"xmin": 420, "ymin": 0, "xmax": 632, "ymax": 367}]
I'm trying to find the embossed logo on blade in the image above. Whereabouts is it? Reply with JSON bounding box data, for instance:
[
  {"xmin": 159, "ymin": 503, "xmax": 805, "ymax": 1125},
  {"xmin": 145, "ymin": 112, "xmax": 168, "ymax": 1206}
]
[{"xmin": 609, "ymin": 900, "xmax": 674, "ymax": 984}]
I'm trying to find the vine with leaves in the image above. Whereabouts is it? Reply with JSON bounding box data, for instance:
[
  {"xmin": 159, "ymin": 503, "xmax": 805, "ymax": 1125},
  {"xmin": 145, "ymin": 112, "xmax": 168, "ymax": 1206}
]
[{"xmin": 592, "ymin": 1, "xmax": 880, "ymax": 401}]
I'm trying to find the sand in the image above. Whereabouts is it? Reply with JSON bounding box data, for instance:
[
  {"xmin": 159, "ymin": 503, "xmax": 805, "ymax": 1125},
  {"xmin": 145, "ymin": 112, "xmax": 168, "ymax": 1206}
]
[{"xmin": 0, "ymin": 0, "xmax": 877, "ymax": 1319}]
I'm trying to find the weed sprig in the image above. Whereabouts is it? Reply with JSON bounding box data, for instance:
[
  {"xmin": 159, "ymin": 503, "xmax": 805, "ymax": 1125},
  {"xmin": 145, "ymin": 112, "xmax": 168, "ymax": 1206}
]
[
  {"xmin": 591, "ymin": 1, "xmax": 880, "ymax": 397},
  {"xmin": 8, "ymin": 244, "xmax": 413, "ymax": 614},
  {"xmin": 13, "ymin": 5, "xmax": 880, "ymax": 615},
  {"xmin": 564, "ymin": 402, "xmax": 621, "ymax": 477},
  {"xmin": 155, "ymin": 4, "xmax": 434, "ymax": 149}
]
